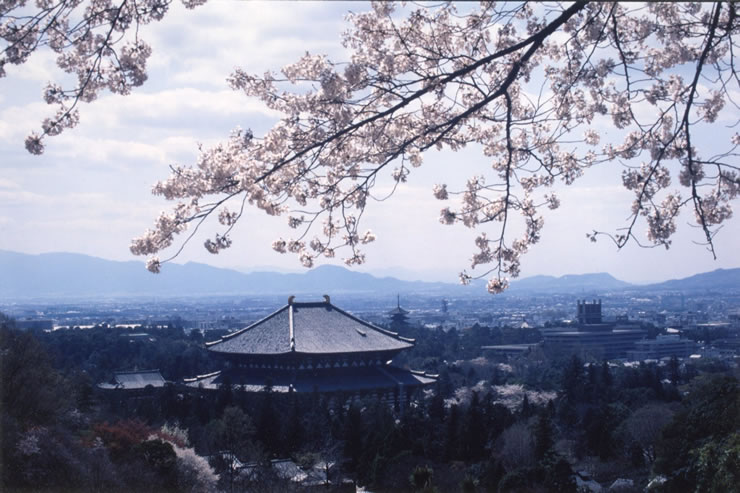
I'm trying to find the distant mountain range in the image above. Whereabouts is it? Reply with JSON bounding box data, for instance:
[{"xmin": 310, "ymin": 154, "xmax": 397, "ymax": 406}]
[
  {"xmin": 508, "ymin": 272, "xmax": 632, "ymax": 292},
  {"xmin": 0, "ymin": 250, "xmax": 738, "ymax": 299}
]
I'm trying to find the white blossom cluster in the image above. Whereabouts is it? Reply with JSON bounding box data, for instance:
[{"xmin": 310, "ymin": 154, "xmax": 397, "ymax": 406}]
[
  {"xmin": 129, "ymin": 2, "xmax": 739, "ymax": 292},
  {"xmin": 1, "ymin": 0, "xmax": 205, "ymax": 153}
]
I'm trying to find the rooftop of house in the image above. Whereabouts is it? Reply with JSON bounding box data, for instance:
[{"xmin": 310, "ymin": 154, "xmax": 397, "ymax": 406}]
[{"xmin": 206, "ymin": 295, "xmax": 414, "ymax": 356}]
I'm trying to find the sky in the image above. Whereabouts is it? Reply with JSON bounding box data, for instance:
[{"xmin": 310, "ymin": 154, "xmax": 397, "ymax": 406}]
[{"xmin": 1, "ymin": 1, "xmax": 739, "ymax": 285}]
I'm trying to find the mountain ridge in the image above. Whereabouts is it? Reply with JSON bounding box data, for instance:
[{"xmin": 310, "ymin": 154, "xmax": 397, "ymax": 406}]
[{"xmin": 1, "ymin": 250, "xmax": 737, "ymax": 299}]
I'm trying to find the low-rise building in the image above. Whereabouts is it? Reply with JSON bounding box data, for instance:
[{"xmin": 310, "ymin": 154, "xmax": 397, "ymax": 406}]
[
  {"xmin": 626, "ymin": 334, "xmax": 696, "ymax": 360},
  {"xmin": 98, "ymin": 369, "xmax": 168, "ymax": 390},
  {"xmin": 542, "ymin": 301, "xmax": 647, "ymax": 360}
]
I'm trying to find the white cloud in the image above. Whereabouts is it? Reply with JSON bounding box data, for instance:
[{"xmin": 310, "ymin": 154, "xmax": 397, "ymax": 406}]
[
  {"xmin": 85, "ymin": 87, "xmax": 280, "ymax": 129},
  {"xmin": 0, "ymin": 178, "xmax": 21, "ymax": 190},
  {"xmin": 0, "ymin": 101, "xmax": 51, "ymax": 142},
  {"xmin": 0, "ymin": 49, "xmax": 58, "ymax": 84}
]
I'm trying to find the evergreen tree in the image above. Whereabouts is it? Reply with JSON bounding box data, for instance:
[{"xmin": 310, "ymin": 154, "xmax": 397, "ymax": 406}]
[
  {"xmin": 462, "ymin": 392, "xmax": 486, "ymax": 461},
  {"xmin": 444, "ymin": 404, "xmax": 460, "ymax": 461},
  {"xmin": 533, "ymin": 411, "xmax": 554, "ymax": 461},
  {"xmin": 561, "ymin": 355, "xmax": 583, "ymax": 402},
  {"xmin": 256, "ymin": 385, "xmax": 281, "ymax": 454},
  {"xmin": 343, "ymin": 403, "xmax": 363, "ymax": 471},
  {"xmin": 520, "ymin": 393, "xmax": 533, "ymax": 419}
]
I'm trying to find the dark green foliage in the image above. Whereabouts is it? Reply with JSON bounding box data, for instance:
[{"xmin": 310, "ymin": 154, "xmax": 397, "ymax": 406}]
[
  {"xmin": 343, "ymin": 403, "xmax": 363, "ymax": 471},
  {"xmin": 284, "ymin": 395, "xmax": 304, "ymax": 454},
  {"xmin": 256, "ymin": 385, "xmax": 281, "ymax": 455},
  {"xmin": 519, "ymin": 393, "xmax": 533, "ymax": 418},
  {"xmin": 560, "ymin": 355, "xmax": 584, "ymax": 402},
  {"xmin": 409, "ymin": 465, "xmax": 434, "ymax": 490},
  {"xmin": 461, "ymin": 392, "xmax": 487, "ymax": 461},
  {"xmin": 479, "ymin": 458, "xmax": 506, "ymax": 492},
  {"xmin": 356, "ymin": 398, "xmax": 398, "ymax": 485},
  {"xmin": 483, "ymin": 399, "xmax": 514, "ymax": 445},
  {"xmin": 34, "ymin": 324, "xmax": 217, "ymax": 385},
  {"xmin": 693, "ymin": 431, "xmax": 740, "ymax": 493},
  {"xmin": 1, "ymin": 326, "xmax": 70, "ymax": 426},
  {"xmin": 533, "ymin": 410, "xmax": 554, "ymax": 460},
  {"xmin": 654, "ymin": 375, "xmax": 739, "ymax": 492},
  {"xmin": 3, "ymin": 315, "xmax": 739, "ymax": 493},
  {"xmin": 628, "ymin": 441, "xmax": 645, "ymax": 468},
  {"xmin": 498, "ymin": 468, "xmax": 530, "ymax": 492},
  {"xmin": 668, "ymin": 355, "xmax": 681, "ymax": 385},
  {"xmin": 209, "ymin": 406, "xmax": 256, "ymax": 455},
  {"xmin": 135, "ymin": 439, "xmax": 178, "ymax": 491},
  {"xmin": 461, "ymin": 475, "xmax": 477, "ymax": 492},
  {"xmin": 444, "ymin": 404, "xmax": 460, "ymax": 461},
  {"xmin": 542, "ymin": 455, "xmax": 576, "ymax": 493}
]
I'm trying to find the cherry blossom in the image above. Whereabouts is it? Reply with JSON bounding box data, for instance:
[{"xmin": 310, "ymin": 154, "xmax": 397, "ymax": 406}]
[
  {"xmin": 8, "ymin": 1, "xmax": 729, "ymax": 293},
  {"xmin": 2, "ymin": 0, "xmax": 205, "ymax": 153}
]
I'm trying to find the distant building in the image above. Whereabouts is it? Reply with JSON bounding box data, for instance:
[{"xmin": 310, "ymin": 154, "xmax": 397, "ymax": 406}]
[
  {"xmin": 97, "ymin": 369, "xmax": 170, "ymax": 414},
  {"xmin": 481, "ymin": 343, "xmax": 540, "ymax": 357},
  {"xmin": 577, "ymin": 299, "xmax": 602, "ymax": 324},
  {"xmin": 238, "ymin": 458, "xmax": 336, "ymax": 489},
  {"xmin": 98, "ymin": 369, "xmax": 168, "ymax": 391},
  {"xmin": 185, "ymin": 296, "xmax": 435, "ymax": 406},
  {"xmin": 626, "ymin": 334, "xmax": 697, "ymax": 360},
  {"xmin": 388, "ymin": 294, "xmax": 410, "ymax": 328},
  {"xmin": 542, "ymin": 301, "xmax": 646, "ymax": 360},
  {"xmin": 709, "ymin": 338, "xmax": 740, "ymax": 357}
]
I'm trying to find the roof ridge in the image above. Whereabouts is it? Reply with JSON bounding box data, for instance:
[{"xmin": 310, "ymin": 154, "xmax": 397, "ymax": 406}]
[
  {"xmin": 183, "ymin": 370, "xmax": 221, "ymax": 383},
  {"xmin": 114, "ymin": 369, "xmax": 162, "ymax": 375}
]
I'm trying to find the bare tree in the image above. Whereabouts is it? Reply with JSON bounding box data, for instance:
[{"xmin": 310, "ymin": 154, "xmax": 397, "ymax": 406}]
[
  {"xmin": 497, "ymin": 421, "xmax": 535, "ymax": 470},
  {"xmin": 623, "ymin": 403, "xmax": 674, "ymax": 464}
]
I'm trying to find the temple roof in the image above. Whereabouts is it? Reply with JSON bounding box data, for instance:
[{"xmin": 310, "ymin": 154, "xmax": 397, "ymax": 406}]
[
  {"xmin": 98, "ymin": 369, "xmax": 167, "ymax": 390},
  {"xmin": 206, "ymin": 296, "xmax": 414, "ymax": 356}
]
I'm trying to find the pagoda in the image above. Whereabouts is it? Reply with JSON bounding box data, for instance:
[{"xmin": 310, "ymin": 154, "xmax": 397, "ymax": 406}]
[
  {"xmin": 387, "ymin": 294, "xmax": 410, "ymax": 329},
  {"xmin": 185, "ymin": 296, "xmax": 435, "ymax": 402}
]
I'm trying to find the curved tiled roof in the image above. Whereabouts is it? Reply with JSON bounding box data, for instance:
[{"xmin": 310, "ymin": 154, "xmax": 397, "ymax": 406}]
[
  {"xmin": 207, "ymin": 298, "xmax": 414, "ymax": 356},
  {"xmin": 98, "ymin": 369, "xmax": 166, "ymax": 390}
]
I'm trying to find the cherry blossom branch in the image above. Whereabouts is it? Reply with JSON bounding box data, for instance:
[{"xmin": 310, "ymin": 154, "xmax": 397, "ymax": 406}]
[
  {"xmin": 129, "ymin": 2, "xmax": 740, "ymax": 294},
  {"xmin": 2, "ymin": 0, "xmax": 206, "ymax": 154}
]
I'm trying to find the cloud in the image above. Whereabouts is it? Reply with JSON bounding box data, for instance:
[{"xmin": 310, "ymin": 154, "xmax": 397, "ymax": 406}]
[
  {"xmin": 0, "ymin": 178, "xmax": 21, "ymax": 190},
  {"xmin": 0, "ymin": 101, "xmax": 51, "ymax": 142},
  {"xmin": 0, "ymin": 49, "xmax": 58, "ymax": 84},
  {"xmin": 84, "ymin": 87, "xmax": 281, "ymax": 130},
  {"xmin": 142, "ymin": 1, "xmax": 352, "ymax": 93}
]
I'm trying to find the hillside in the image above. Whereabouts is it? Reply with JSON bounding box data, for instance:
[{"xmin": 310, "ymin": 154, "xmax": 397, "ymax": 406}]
[{"xmin": 2, "ymin": 250, "xmax": 737, "ymax": 299}]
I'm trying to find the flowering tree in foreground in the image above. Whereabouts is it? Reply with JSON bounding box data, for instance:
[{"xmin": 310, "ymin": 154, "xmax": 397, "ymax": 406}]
[
  {"xmin": 8, "ymin": 2, "xmax": 739, "ymax": 293},
  {"xmin": 1, "ymin": 0, "xmax": 204, "ymax": 154}
]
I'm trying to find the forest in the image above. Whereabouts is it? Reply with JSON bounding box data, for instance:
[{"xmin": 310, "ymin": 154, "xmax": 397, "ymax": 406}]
[{"xmin": 1, "ymin": 311, "xmax": 738, "ymax": 492}]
